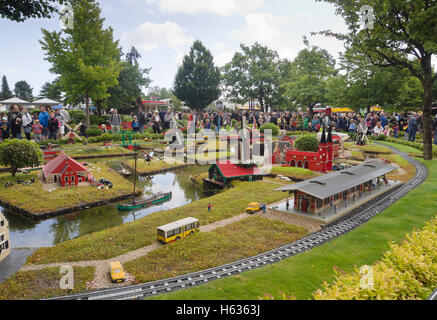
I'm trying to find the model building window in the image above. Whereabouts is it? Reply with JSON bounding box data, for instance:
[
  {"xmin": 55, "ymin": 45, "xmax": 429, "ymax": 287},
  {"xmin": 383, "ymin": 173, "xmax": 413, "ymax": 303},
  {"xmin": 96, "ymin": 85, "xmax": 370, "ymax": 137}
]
[{"xmin": 0, "ymin": 220, "xmax": 3, "ymax": 227}]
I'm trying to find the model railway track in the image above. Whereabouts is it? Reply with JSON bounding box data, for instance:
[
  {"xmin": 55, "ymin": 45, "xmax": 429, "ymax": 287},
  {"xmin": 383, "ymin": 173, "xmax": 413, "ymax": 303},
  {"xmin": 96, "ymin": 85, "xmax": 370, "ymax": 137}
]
[{"xmin": 47, "ymin": 145, "xmax": 428, "ymax": 300}]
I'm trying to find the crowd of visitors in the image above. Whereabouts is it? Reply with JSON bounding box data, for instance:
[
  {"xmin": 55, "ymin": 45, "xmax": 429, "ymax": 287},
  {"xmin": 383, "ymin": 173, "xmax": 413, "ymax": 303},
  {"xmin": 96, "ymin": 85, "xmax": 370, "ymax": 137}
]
[
  {"xmin": 1, "ymin": 104, "xmax": 436, "ymax": 146},
  {"xmin": 0, "ymin": 105, "xmax": 70, "ymax": 142}
]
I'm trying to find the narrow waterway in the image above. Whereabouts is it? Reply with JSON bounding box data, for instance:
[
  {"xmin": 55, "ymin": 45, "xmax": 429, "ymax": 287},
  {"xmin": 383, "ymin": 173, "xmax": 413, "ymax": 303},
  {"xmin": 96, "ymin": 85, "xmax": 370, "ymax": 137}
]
[{"xmin": 1, "ymin": 164, "xmax": 209, "ymax": 248}]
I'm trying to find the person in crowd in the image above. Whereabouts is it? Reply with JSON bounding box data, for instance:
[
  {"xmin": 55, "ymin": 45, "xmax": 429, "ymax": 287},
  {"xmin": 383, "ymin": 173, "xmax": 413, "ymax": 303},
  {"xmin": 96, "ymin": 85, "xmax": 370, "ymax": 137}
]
[
  {"xmin": 22, "ymin": 108, "xmax": 33, "ymax": 140},
  {"xmin": 0, "ymin": 116, "xmax": 10, "ymax": 141},
  {"xmin": 152, "ymin": 111, "xmax": 161, "ymax": 134},
  {"xmin": 110, "ymin": 109, "xmax": 122, "ymax": 133},
  {"xmin": 80, "ymin": 123, "xmax": 88, "ymax": 139},
  {"xmin": 8, "ymin": 105, "xmax": 22, "ymax": 139},
  {"xmin": 164, "ymin": 110, "xmax": 172, "ymax": 130},
  {"xmin": 38, "ymin": 106, "xmax": 50, "ymax": 141},
  {"xmin": 54, "ymin": 109, "xmax": 65, "ymax": 140},
  {"xmin": 311, "ymin": 115, "xmax": 320, "ymax": 132},
  {"xmin": 47, "ymin": 111, "xmax": 60, "ymax": 140},
  {"xmin": 132, "ymin": 116, "xmax": 140, "ymax": 133},
  {"xmin": 373, "ymin": 122, "xmax": 384, "ymax": 136},
  {"xmin": 137, "ymin": 107, "xmax": 147, "ymax": 134},
  {"xmin": 384, "ymin": 125, "xmax": 391, "ymax": 137},
  {"xmin": 348, "ymin": 119, "xmax": 356, "ymax": 133},
  {"xmin": 101, "ymin": 124, "xmax": 109, "ymax": 134},
  {"xmin": 32, "ymin": 119, "xmax": 43, "ymax": 143},
  {"xmin": 408, "ymin": 112, "xmax": 418, "ymax": 142}
]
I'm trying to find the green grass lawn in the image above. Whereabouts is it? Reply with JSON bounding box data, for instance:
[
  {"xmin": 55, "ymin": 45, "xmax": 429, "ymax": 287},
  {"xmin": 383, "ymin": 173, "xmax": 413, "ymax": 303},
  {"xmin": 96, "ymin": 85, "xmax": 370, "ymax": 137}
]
[
  {"xmin": 63, "ymin": 143, "xmax": 135, "ymax": 157},
  {"xmin": 155, "ymin": 151, "xmax": 436, "ymax": 300},
  {"xmin": 0, "ymin": 163, "xmax": 133, "ymax": 215},
  {"xmin": 0, "ymin": 266, "xmax": 95, "ymax": 300},
  {"xmin": 123, "ymin": 159, "xmax": 188, "ymax": 174},
  {"xmin": 378, "ymin": 141, "xmax": 424, "ymax": 156},
  {"xmin": 26, "ymin": 181, "xmax": 288, "ymax": 265},
  {"xmin": 344, "ymin": 142, "xmax": 392, "ymax": 154},
  {"xmin": 126, "ymin": 216, "xmax": 308, "ymax": 284},
  {"xmin": 270, "ymin": 166, "xmax": 320, "ymax": 180}
]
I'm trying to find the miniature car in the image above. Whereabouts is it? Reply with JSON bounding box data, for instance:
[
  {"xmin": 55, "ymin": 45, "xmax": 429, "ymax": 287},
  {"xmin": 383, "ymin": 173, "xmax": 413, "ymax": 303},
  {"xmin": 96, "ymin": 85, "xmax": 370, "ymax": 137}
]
[
  {"xmin": 246, "ymin": 202, "xmax": 261, "ymax": 214},
  {"xmin": 109, "ymin": 261, "xmax": 126, "ymax": 283}
]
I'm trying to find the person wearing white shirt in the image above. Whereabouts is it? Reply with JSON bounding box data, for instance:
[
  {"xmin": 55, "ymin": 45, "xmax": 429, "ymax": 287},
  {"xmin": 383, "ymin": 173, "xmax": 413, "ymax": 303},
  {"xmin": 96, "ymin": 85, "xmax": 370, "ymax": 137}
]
[
  {"xmin": 22, "ymin": 109, "xmax": 33, "ymax": 140},
  {"xmin": 373, "ymin": 122, "xmax": 384, "ymax": 136}
]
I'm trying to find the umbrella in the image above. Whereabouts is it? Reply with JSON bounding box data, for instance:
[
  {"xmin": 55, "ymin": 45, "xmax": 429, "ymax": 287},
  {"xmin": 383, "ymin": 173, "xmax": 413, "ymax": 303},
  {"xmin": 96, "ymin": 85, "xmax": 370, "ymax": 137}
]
[
  {"xmin": 0, "ymin": 97, "xmax": 32, "ymax": 105},
  {"xmin": 33, "ymin": 98, "xmax": 61, "ymax": 106}
]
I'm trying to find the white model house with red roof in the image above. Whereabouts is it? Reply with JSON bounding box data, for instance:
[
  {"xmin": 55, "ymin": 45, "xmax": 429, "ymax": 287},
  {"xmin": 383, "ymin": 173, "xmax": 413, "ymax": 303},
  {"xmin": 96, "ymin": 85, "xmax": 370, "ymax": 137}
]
[{"xmin": 43, "ymin": 152, "xmax": 93, "ymax": 187}]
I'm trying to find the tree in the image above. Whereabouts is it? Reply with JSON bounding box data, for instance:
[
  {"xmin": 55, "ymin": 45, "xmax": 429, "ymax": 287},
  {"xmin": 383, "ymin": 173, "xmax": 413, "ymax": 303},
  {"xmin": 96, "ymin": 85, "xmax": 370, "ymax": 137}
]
[
  {"xmin": 39, "ymin": 79, "xmax": 63, "ymax": 101},
  {"xmin": 0, "ymin": 139, "xmax": 43, "ymax": 177},
  {"xmin": 106, "ymin": 61, "xmax": 152, "ymax": 115},
  {"xmin": 174, "ymin": 40, "xmax": 221, "ymax": 111},
  {"xmin": 40, "ymin": 0, "xmax": 122, "ymax": 126},
  {"xmin": 281, "ymin": 38, "xmax": 337, "ymax": 117},
  {"xmin": 0, "ymin": 75, "xmax": 13, "ymax": 100},
  {"xmin": 14, "ymin": 80, "xmax": 33, "ymax": 101},
  {"xmin": 295, "ymin": 135, "xmax": 320, "ymax": 152},
  {"xmin": 316, "ymin": 0, "xmax": 437, "ymax": 160},
  {"xmin": 0, "ymin": 0, "xmax": 69, "ymax": 22},
  {"xmin": 222, "ymin": 43, "xmax": 286, "ymax": 112}
]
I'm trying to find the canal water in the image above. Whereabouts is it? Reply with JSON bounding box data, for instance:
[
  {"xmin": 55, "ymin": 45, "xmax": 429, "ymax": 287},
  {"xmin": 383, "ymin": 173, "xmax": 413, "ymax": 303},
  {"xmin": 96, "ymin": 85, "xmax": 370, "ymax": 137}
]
[{"xmin": 1, "ymin": 163, "xmax": 209, "ymax": 248}]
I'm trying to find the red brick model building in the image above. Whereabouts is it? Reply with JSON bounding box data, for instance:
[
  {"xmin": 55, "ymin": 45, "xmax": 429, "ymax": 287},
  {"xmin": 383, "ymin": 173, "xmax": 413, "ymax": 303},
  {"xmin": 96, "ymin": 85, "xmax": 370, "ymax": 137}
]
[
  {"xmin": 273, "ymin": 128, "xmax": 340, "ymax": 173},
  {"xmin": 43, "ymin": 153, "xmax": 93, "ymax": 187}
]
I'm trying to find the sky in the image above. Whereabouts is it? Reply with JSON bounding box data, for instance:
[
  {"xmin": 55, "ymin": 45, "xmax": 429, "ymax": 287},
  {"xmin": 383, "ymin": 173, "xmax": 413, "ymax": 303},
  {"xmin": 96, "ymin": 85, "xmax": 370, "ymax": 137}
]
[{"xmin": 0, "ymin": 0, "xmax": 349, "ymax": 98}]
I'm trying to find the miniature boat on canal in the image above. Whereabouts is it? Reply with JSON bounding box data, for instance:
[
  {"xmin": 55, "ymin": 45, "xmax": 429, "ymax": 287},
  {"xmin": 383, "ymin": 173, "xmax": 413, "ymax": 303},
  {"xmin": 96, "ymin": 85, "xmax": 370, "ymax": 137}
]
[{"xmin": 117, "ymin": 192, "xmax": 172, "ymax": 211}]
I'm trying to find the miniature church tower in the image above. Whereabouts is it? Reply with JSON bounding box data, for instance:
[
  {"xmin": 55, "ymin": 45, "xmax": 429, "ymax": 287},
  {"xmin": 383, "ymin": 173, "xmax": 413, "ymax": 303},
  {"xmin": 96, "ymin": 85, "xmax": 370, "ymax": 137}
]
[
  {"xmin": 319, "ymin": 126, "xmax": 328, "ymax": 172},
  {"xmin": 326, "ymin": 127, "xmax": 334, "ymax": 171}
]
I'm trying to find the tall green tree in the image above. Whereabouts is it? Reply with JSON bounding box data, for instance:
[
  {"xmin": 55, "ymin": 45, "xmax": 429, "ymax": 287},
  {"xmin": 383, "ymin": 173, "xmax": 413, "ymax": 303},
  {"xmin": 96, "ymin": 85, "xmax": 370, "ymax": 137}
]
[
  {"xmin": 0, "ymin": 0, "xmax": 69, "ymax": 22},
  {"xmin": 174, "ymin": 40, "xmax": 221, "ymax": 111},
  {"xmin": 14, "ymin": 80, "xmax": 33, "ymax": 101},
  {"xmin": 39, "ymin": 79, "xmax": 63, "ymax": 101},
  {"xmin": 222, "ymin": 43, "xmax": 286, "ymax": 112},
  {"xmin": 316, "ymin": 0, "xmax": 437, "ymax": 159},
  {"xmin": 0, "ymin": 75, "xmax": 13, "ymax": 100},
  {"xmin": 106, "ymin": 61, "xmax": 152, "ymax": 115},
  {"xmin": 40, "ymin": 0, "xmax": 122, "ymax": 126},
  {"xmin": 281, "ymin": 38, "xmax": 337, "ymax": 117}
]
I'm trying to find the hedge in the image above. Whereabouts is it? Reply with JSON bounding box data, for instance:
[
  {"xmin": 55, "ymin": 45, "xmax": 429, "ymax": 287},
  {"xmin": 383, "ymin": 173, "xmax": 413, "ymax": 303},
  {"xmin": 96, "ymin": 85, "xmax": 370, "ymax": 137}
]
[
  {"xmin": 260, "ymin": 123, "xmax": 280, "ymax": 136},
  {"xmin": 313, "ymin": 217, "xmax": 437, "ymax": 300},
  {"xmin": 370, "ymin": 136, "xmax": 437, "ymax": 157}
]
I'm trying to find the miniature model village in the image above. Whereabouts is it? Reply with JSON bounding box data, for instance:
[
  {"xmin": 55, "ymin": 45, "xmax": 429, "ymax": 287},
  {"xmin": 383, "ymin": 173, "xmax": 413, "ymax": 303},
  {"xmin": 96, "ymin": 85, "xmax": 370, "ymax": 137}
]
[{"xmin": 0, "ymin": 116, "xmax": 422, "ymax": 301}]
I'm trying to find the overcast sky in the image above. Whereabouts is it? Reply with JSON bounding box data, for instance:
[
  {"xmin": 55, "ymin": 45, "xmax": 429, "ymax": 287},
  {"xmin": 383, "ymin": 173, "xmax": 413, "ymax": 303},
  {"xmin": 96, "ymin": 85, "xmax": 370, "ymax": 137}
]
[{"xmin": 0, "ymin": 0, "xmax": 349, "ymax": 97}]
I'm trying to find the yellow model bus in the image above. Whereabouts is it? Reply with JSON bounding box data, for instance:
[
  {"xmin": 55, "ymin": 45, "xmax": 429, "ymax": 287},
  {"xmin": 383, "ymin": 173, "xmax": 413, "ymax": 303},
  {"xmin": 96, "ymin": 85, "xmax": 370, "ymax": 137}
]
[{"xmin": 157, "ymin": 217, "xmax": 200, "ymax": 244}]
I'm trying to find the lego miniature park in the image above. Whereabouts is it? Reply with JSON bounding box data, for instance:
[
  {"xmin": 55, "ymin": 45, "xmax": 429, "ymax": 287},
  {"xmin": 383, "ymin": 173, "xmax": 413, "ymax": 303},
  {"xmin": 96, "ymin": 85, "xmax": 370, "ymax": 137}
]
[{"xmin": 0, "ymin": 0, "xmax": 436, "ymax": 304}]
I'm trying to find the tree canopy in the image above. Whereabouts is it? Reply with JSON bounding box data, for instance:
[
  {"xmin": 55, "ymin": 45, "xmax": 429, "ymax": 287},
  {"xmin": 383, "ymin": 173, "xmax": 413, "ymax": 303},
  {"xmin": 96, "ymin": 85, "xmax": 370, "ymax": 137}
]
[
  {"xmin": 0, "ymin": 0, "xmax": 69, "ymax": 22},
  {"xmin": 222, "ymin": 43, "xmax": 286, "ymax": 112},
  {"xmin": 174, "ymin": 40, "xmax": 221, "ymax": 111},
  {"xmin": 316, "ymin": 0, "xmax": 437, "ymax": 160},
  {"xmin": 14, "ymin": 80, "xmax": 33, "ymax": 101},
  {"xmin": 40, "ymin": 0, "xmax": 121, "ymax": 126},
  {"xmin": 0, "ymin": 75, "xmax": 13, "ymax": 101},
  {"xmin": 39, "ymin": 79, "xmax": 63, "ymax": 101},
  {"xmin": 281, "ymin": 38, "xmax": 337, "ymax": 116}
]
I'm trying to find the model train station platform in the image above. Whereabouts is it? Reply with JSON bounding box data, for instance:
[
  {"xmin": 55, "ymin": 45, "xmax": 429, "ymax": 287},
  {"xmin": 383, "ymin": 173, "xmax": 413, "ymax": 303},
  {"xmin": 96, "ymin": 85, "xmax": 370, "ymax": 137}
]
[{"xmin": 271, "ymin": 159, "xmax": 401, "ymax": 225}]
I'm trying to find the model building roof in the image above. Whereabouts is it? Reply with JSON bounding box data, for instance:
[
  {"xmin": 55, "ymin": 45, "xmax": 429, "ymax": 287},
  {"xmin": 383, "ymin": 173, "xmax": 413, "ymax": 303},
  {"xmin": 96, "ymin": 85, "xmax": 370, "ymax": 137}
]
[
  {"xmin": 276, "ymin": 159, "xmax": 397, "ymax": 199},
  {"xmin": 210, "ymin": 161, "xmax": 263, "ymax": 178},
  {"xmin": 43, "ymin": 152, "xmax": 89, "ymax": 177}
]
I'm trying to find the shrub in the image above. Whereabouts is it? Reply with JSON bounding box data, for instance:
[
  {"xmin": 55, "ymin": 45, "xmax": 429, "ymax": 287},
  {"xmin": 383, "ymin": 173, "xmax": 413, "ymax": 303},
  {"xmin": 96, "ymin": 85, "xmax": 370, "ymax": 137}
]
[
  {"xmin": 313, "ymin": 217, "xmax": 437, "ymax": 300},
  {"xmin": 69, "ymin": 110, "xmax": 85, "ymax": 123},
  {"xmin": 373, "ymin": 134, "xmax": 387, "ymax": 141},
  {"xmin": 295, "ymin": 135, "xmax": 319, "ymax": 152},
  {"xmin": 0, "ymin": 139, "xmax": 43, "ymax": 176},
  {"xmin": 86, "ymin": 129, "xmax": 102, "ymax": 137},
  {"xmin": 260, "ymin": 123, "xmax": 280, "ymax": 136}
]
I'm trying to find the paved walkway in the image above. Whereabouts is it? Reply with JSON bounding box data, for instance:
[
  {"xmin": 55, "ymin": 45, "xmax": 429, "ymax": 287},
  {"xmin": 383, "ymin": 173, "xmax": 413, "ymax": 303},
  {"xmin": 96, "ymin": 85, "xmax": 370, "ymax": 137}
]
[{"xmin": 0, "ymin": 249, "xmax": 36, "ymax": 284}]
